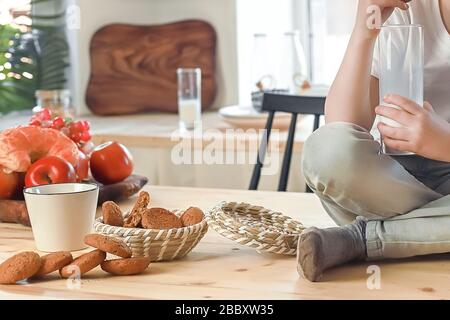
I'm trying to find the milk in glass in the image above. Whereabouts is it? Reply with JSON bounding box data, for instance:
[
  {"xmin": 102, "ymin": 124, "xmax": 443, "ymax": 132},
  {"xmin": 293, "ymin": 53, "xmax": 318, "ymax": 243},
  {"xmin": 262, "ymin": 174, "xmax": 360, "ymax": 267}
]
[
  {"xmin": 378, "ymin": 25, "xmax": 424, "ymax": 155},
  {"xmin": 177, "ymin": 68, "xmax": 202, "ymax": 130}
]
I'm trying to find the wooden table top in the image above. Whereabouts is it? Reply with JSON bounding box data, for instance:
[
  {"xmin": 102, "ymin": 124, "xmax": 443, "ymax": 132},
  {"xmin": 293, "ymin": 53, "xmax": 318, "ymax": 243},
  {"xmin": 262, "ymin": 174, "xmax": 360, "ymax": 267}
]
[{"xmin": 1, "ymin": 185, "xmax": 449, "ymax": 300}]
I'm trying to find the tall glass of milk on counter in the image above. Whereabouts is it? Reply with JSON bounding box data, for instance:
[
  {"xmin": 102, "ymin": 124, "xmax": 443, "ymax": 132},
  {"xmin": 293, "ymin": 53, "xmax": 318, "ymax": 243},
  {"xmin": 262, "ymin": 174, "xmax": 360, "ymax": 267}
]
[
  {"xmin": 177, "ymin": 68, "xmax": 202, "ymax": 130},
  {"xmin": 378, "ymin": 25, "xmax": 424, "ymax": 155}
]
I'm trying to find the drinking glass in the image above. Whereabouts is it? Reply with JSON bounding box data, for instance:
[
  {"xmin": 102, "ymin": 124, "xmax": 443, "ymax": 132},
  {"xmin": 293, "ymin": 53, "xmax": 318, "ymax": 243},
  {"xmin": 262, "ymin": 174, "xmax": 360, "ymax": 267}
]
[
  {"xmin": 378, "ymin": 24, "xmax": 424, "ymax": 155},
  {"xmin": 277, "ymin": 31, "xmax": 309, "ymax": 94},
  {"xmin": 250, "ymin": 33, "xmax": 275, "ymax": 92},
  {"xmin": 177, "ymin": 68, "xmax": 202, "ymax": 130}
]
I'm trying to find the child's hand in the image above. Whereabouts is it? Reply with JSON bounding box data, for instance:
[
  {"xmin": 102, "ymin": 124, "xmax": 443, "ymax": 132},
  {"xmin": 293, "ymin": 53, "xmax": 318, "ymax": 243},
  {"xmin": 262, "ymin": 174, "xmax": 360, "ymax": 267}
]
[
  {"xmin": 354, "ymin": 0, "xmax": 410, "ymax": 40},
  {"xmin": 376, "ymin": 94, "xmax": 450, "ymax": 162}
]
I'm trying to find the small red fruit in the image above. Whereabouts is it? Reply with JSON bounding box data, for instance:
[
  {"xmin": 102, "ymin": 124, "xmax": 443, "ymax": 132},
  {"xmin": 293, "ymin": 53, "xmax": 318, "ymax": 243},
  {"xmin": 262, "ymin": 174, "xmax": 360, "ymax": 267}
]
[
  {"xmin": 51, "ymin": 117, "xmax": 65, "ymax": 130},
  {"xmin": 25, "ymin": 156, "xmax": 77, "ymax": 188},
  {"xmin": 39, "ymin": 108, "xmax": 52, "ymax": 121},
  {"xmin": 80, "ymin": 130, "xmax": 92, "ymax": 142},
  {"xmin": 90, "ymin": 142, "xmax": 133, "ymax": 185},
  {"xmin": 80, "ymin": 120, "xmax": 90, "ymax": 131}
]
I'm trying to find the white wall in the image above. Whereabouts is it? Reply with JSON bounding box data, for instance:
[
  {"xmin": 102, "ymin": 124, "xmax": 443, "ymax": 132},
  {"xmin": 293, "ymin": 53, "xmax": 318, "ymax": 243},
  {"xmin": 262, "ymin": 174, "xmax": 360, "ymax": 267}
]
[{"xmin": 70, "ymin": 0, "xmax": 239, "ymax": 115}]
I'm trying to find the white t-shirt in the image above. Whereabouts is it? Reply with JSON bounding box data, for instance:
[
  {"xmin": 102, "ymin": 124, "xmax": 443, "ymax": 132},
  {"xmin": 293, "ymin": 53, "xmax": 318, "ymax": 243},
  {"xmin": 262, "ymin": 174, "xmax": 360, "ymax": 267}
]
[{"xmin": 372, "ymin": 0, "xmax": 450, "ymax": 121}]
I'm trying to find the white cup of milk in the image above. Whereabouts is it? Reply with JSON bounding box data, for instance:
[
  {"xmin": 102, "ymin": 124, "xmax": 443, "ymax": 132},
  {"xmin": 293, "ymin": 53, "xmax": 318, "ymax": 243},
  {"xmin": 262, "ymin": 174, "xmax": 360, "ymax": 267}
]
[{"xmin": 24, "ymin": 183, "xmax": 99, "ymax": 252}]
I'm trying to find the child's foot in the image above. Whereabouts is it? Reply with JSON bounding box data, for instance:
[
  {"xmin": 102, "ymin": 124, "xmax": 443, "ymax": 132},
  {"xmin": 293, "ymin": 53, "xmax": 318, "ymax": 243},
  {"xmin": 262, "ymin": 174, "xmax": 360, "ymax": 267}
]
[{"xmin": 297, "ymin": 217, "xmax": 367, "ymax": 282}]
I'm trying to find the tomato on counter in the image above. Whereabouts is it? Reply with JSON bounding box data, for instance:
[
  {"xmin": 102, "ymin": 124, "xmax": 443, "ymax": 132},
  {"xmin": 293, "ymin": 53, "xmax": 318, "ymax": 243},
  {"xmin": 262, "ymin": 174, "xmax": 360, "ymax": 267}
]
[
  {"xmin": 0, "ymin": 169, "xmax": 22, "ymax": 199},
  {"xmin": 25, "ymin": 156, "xmax": 77, "ymax": 187},
  {"xmin": 90, "ymin": 142, "xmax": 133, "ymax": 185}
]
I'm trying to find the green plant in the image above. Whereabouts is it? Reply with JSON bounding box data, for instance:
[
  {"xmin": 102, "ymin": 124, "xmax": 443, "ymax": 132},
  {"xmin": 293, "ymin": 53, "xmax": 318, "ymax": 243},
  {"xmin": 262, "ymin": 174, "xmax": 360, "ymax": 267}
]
[{"xmin": 0, "ymin": 0, "xmax": 70, "ymax": 115}]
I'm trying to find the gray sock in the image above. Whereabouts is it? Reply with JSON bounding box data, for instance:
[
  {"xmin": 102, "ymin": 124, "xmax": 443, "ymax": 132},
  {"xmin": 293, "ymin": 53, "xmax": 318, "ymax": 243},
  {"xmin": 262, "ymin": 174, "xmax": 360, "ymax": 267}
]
[{"xmin": 297, "ymin": 217, "xmax": 367, "ymax": 282}]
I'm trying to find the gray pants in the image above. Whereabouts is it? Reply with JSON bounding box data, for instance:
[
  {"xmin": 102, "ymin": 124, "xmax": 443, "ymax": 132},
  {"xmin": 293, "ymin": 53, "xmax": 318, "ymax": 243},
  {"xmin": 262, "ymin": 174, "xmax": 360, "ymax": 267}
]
[{"xmin": 302, "ymin": 122, "xmax": 450, "ymax": 260}]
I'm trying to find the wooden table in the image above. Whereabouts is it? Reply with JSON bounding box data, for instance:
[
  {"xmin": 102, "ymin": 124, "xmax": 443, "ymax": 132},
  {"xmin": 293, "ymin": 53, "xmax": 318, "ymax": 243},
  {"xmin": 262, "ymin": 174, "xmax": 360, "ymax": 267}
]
[{"xmin": 1, "ymin": 185, "xmax": 449, "ymax": 300}]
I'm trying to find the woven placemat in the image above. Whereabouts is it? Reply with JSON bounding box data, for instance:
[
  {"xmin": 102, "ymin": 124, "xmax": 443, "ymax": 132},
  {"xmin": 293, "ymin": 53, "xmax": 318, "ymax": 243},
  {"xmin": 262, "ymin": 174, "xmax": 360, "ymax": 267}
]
[{"xmin": 206, "ymin": 202, "xmax": 305, "ymax": 255}]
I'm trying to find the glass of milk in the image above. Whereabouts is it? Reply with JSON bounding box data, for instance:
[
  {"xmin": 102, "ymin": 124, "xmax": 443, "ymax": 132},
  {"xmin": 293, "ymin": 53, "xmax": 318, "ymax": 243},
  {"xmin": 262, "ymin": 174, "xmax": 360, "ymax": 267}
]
[
  {"xmin": 177, "ymin": 68, "xmax": 202, "ymax": 130},
  {"xmin": 378, "ymin": 24, "xmax": 424, "ymax": 155}
]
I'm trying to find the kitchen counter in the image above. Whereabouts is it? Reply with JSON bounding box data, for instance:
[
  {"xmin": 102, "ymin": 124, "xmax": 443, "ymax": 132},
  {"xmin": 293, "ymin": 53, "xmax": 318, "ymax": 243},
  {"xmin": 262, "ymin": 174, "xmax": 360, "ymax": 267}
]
[
  {"xmin": 0, "ymin": 111, "xmax": 314, "ymax": 191},
  {"xmin": 1, "ymin": 185, "xmax": 449, "ymax": 300},
  {"xmin": 0, "ymin": 111, "xmax": 314, "ymax": 151}
]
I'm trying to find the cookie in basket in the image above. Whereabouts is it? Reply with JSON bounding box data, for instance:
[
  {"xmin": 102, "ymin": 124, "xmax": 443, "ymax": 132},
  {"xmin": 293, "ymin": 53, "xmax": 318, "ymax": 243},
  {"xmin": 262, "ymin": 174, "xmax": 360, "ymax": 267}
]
[
  {"xmin": 94, "ymin": 207, "xmax": 209, "ymax": 262},
  {"xmin": 102, "ymin": 201, "xmax": 124, "ymax": 227},
  {"xmin": 141, "ymin": 208, "xmax": 183, "ymax": 229},
  {"xmin": 123, "ymin": 191, "xmax": 150, "ymax": 228},
  {"xmin": 180, "ymin": 207, "xmax": 204, "ymax": 226}
]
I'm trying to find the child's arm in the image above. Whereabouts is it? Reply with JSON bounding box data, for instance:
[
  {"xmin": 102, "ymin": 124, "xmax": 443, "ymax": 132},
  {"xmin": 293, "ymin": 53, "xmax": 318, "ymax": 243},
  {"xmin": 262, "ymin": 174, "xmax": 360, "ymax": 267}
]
[{"xmin": 325, "ymin": 0, "xmax": 410, "ymax": 130}]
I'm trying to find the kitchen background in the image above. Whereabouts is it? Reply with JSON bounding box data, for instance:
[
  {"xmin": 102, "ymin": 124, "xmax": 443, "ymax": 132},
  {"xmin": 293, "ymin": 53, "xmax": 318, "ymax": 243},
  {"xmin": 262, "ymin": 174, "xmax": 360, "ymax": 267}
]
[{"xmin": 0, "ymin": 0, "xmax": 357, "ymax": 191}]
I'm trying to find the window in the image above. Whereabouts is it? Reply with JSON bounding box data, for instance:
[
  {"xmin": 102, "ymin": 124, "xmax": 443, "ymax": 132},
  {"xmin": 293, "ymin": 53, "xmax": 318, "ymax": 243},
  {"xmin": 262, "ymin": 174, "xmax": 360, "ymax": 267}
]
[
  {"xmin": 236, "ymin": 0, "xmax": 357, "ymax": 106},
  {"xmin": 0, "ymin": 0, "xmax": 31, "ymax": 27},
  {"xmin": 236, "ymin": 0, "xmax": 296, "ymax": 105},
  {"xmin": 0, "ymin": 0, "xmax": 70, "ymax": 115},
  {"xmin": 306, "ymin": 0, "xmax": 357, "ymax": 85}
]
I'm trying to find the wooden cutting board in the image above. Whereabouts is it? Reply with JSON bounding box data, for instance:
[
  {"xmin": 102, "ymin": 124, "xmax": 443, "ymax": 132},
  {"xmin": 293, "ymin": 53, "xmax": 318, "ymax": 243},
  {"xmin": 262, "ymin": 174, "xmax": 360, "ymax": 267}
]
[{"xmin": 86, "ymin": 20, "xmax": 217, "ymax": 115}]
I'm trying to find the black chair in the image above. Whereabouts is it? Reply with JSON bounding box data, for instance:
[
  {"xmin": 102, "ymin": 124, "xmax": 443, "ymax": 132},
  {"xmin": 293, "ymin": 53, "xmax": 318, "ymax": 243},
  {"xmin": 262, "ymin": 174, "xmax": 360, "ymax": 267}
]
[{"xmin": 249, "ymin": 92, "xmax": 325, "ymax": 192}]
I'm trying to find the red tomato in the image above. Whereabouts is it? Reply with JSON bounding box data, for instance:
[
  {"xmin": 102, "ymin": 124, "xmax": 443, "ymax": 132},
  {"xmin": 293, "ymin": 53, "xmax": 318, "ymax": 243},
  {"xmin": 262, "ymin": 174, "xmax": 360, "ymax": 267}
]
[
  {"xmin": 90, "ymin": 142, "xmax": 133, "ymax": 185},
  {"xmin": 0, "ymin": 168, "xmax": 21, "ymax": 199},
  {"xmin": 25, "ymin": 156, "xmax": 77, "ymax": 188},
  {"xmin": 75, "ymin": 150, "xmax": 89, "ymax": 181}
]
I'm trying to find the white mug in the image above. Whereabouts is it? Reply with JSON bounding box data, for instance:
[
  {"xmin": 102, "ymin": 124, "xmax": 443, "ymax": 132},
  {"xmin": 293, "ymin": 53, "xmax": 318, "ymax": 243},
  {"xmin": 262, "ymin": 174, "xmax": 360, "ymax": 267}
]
[{"xmin": 24, "ymin": 183, "xmax": 99, "ymax": 252}]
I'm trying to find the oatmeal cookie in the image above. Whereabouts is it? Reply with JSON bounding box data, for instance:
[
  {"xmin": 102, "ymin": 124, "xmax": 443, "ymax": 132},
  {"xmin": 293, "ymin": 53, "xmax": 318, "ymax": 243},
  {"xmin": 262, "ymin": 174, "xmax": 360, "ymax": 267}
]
[
  {"xmin": 123, "ymin": 191, "xmax": 150, "ymax": 228},
  {"xmin": 35, "ymin": 251, "xmax": 73, "ymax": 277},
  {"xmin": 101, "ymin": 257, "xmax": 151, "ymax": 276},
  {"xmin": 84, "ymin": 234, "xmax": 132, "ymax": 258},
  {"xmin": 102, "ymin": 201, "xmax": 124, "ymax": 227},
  {"xmin": 59, "ymin": 249, "xmax": 106, "ymax": 278},
  {"xmin": 0, "ymin": 252, "xmax": 41, "ymax": 284},
  {"xmin": 141, "ymin": 208, "xmax": 182, "ymax": 229},
  {"xmin": 180, "ymin": 207, "xmax": 204, "ymax": 226}
]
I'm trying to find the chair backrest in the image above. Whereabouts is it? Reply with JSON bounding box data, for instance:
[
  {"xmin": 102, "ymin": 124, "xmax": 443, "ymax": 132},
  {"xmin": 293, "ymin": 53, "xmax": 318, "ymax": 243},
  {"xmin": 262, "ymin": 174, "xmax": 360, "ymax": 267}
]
[
  {"xmin": 249, "ymin": 93, "xmax": 325, "ymax": 192},
  {"xmin": 261, "ymin": 93, "xmax": 325, "ymax": 114}
]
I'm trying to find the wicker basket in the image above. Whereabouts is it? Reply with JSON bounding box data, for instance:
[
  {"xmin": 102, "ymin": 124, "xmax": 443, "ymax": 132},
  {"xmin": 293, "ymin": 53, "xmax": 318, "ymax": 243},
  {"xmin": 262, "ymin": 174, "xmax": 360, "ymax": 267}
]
[
  {"xmin": 93, "ymin": 210, "xmax": 208, "ymax": 262},
  {"xmin": 206, "ymin": 202, "xmax": 305, "ymax": 255}
]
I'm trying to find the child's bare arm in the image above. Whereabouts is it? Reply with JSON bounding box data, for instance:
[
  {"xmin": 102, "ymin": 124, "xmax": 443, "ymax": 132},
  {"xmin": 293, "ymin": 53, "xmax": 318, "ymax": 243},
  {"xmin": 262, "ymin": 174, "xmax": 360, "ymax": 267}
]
[{"xmin": 325, "ymin": 0, "xmax": 410, "ymax": 130}]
